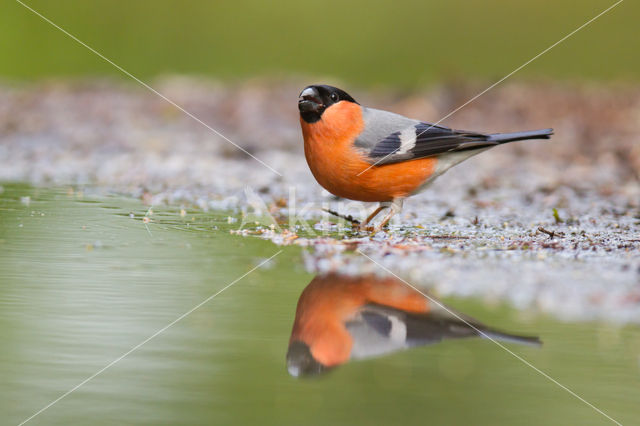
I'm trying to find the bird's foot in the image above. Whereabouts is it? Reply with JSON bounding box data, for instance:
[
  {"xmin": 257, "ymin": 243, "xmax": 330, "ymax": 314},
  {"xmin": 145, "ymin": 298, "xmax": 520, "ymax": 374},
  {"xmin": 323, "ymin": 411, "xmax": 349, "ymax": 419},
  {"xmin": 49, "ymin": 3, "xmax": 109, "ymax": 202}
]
[{"xmin": 356, "ymin": 223, "xmax": 375, "ymax": 233}]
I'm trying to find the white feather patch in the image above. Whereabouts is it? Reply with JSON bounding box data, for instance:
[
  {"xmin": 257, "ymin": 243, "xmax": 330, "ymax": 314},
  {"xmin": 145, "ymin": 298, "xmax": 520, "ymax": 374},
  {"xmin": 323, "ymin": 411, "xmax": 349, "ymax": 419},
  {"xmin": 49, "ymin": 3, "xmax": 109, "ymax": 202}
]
[
  {"xmin": 434, "ymin": 150, "xmax": 488, "ymax": 175},
  {"xmin": 397, "ymin": 127, "xmax": 417, "ymax": 154},
  {"xmin": 388, "ymin": 315, "xmax": 407, "ymax": 342},
  {"xmin": 413, "ymin": 148, "xmax": 490, "ymax": 195}
]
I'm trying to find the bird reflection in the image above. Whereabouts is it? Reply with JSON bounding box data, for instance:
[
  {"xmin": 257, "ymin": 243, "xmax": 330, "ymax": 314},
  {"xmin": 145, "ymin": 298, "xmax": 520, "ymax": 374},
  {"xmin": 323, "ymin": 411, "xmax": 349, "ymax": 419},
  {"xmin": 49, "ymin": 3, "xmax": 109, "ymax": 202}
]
[{"xmin": 287, "ymin": 273, "xmax": 541, "ymax": 377}]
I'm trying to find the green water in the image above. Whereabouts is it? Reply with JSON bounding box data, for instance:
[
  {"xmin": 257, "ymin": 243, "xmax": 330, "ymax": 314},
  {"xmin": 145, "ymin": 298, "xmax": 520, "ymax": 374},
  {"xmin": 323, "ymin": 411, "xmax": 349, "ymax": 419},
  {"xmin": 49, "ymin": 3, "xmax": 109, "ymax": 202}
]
[
  {"xmin": 1, "ymin": 184, "xmax": 639, "ymax": 425},
  {"xmin": 2, "ymin": 0, "xmax": 639, "ymax": 85}
]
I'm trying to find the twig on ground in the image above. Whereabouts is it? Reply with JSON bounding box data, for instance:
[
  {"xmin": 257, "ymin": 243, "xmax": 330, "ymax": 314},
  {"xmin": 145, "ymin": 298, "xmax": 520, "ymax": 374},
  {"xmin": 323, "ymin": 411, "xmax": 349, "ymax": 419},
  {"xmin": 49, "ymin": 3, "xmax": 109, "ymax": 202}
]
[
  {"xmin": 323, "ymin": 208, "xmax": 361, "ymax": 225},
  {"xmin": 537, "ymin": 226, "xmax": 565, "ymax": 239}
]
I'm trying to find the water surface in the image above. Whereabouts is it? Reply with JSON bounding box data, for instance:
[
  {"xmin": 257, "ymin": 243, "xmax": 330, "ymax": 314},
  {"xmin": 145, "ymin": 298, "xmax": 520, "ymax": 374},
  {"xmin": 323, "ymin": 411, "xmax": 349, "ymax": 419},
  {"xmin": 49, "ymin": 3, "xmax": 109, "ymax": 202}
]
[{"xmin": 1, "ymin": 184, "xmax": 638, "ymax": 425}]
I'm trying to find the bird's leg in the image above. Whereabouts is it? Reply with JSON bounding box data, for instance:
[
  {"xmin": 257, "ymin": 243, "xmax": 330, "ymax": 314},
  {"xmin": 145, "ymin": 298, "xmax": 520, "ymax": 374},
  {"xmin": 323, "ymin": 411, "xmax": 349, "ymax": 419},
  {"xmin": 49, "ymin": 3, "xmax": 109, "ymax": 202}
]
[
  {"xmin": 371, "ymin": 198, "xmax": 404, "ymax": 234},
  {"xmin": 358, "ymin": 203, "xmax": 389, "ymax": 230},
  {"xmin": 359, "ymin": 204, "xmax": 387, "ymax": 228}
]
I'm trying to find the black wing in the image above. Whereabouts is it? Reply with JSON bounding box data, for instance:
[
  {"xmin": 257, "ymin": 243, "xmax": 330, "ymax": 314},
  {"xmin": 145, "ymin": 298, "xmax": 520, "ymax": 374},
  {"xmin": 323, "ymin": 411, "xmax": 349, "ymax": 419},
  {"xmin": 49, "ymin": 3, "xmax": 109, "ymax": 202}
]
[
  {"xmin": 366, "ymin": 122, "xmax": 552, "ymax": 165},
  {"xmin": 367, "ymin": 122, "xmax": 493, "ymax": 165},
  {"xmin": 348, "ymin": 303, "xmax": 541, "ymax": 350}
]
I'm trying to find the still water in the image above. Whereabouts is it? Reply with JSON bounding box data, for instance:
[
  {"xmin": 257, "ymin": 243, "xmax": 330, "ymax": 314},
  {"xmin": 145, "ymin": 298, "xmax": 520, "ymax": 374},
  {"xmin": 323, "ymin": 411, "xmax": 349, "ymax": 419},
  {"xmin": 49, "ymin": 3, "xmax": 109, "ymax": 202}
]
[{"xmin": 1, "ymin": 184, "xmax": 638, "ymax": 425}]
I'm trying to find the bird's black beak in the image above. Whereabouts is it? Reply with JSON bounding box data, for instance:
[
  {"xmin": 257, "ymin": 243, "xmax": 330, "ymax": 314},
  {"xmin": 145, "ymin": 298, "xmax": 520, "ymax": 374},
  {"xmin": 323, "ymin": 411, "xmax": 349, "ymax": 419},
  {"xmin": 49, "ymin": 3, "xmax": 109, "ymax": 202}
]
[
  {"xmin": 298, "ymin": 87, "xmax": 324, "ymax": 115},
  {"xmin": 286, "ymin": 340, "xmax": 330, "ymax": 377}
]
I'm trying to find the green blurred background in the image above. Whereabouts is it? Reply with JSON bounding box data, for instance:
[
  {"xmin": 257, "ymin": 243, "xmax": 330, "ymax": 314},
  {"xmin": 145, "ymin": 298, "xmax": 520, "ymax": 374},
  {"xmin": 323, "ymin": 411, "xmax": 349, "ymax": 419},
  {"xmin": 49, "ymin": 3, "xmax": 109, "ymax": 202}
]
[{"xmin": 1, "ymin": 0, "xmax": 637, "ymax": 86}]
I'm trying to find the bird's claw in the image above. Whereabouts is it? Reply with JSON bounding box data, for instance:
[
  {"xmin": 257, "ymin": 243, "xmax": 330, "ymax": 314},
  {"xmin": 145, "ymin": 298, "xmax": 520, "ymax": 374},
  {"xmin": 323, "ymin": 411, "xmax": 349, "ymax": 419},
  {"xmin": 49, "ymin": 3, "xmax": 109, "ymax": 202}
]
[{"xmin": 356, "ymin": 224, "xmax": 375, "ymax": 233}]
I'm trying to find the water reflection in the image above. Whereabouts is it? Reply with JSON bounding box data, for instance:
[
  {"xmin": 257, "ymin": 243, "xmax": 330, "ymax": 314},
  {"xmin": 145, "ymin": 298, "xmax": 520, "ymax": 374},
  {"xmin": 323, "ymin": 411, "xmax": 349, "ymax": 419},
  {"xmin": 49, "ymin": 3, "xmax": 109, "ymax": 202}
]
[{"xmin": 287, "ymin": 274, "xmax": 541, "ymax": 377}]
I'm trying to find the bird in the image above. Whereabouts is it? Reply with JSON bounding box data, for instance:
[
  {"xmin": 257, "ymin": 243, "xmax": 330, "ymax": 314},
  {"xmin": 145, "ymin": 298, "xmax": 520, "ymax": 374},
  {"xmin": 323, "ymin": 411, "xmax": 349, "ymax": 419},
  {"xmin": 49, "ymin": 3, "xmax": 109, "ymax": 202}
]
[
  {"xmin": 298, "ymin": 84, "xmax": 553, "ymax": 232},
  {"xmin": 286, "ymin": 273, "xmax": 541, "ymax": 377}
]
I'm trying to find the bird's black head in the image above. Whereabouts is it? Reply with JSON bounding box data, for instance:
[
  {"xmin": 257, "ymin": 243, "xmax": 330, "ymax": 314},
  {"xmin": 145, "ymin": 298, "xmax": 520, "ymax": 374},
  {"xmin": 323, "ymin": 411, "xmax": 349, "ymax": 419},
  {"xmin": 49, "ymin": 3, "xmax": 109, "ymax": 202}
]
[
  {"xmin": 286, "ymin": 340, "xmax": 331, "ymax": 377},
  {"xmin": 298, "ymin": 85, "xmax": 358, "ymax": 123}
]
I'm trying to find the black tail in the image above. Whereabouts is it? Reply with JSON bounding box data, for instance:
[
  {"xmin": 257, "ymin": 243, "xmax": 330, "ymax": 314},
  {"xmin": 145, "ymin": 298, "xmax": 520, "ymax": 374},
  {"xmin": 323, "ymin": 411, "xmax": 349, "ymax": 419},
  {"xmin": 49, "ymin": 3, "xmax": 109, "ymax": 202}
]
[
  {"xmin": 487, "ymin": 128, "xmax": 553, "ymax": 144},
  {"xmin": 480, "ymin": 328, "xmax": 543, "ymax": 347}
]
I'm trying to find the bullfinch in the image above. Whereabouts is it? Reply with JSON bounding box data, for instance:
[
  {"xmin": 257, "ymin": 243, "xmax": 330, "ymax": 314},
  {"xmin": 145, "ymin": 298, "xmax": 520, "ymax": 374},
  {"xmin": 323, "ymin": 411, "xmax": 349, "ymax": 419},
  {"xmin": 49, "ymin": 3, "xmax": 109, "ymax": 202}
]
[
  {"xmin": 286, "ymin": 274, "xmax": 541, "ymax": 377},
  {"xmin": 298, "ymin": 85, "xmax": 553, "ymax": 232}
]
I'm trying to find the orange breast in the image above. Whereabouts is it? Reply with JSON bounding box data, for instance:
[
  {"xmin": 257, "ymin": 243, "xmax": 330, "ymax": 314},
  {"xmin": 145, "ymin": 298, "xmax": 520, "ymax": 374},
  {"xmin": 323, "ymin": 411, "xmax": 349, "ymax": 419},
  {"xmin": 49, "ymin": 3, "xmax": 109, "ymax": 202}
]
[
  {"xmin": 290, "ymin": 274, "xmax": 429, "ymax": 366},
  {"xmin": 301, "ymin": 102, "xmax": 437, "ymax": 202}
]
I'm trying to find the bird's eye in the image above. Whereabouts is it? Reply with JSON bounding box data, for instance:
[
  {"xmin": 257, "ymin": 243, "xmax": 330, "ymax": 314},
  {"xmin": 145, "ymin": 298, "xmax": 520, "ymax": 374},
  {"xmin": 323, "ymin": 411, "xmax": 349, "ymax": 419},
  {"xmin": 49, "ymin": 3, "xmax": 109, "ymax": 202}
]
[{"xmin": 330, "ymin": 93, "xmax": 339, "ymax": 102}]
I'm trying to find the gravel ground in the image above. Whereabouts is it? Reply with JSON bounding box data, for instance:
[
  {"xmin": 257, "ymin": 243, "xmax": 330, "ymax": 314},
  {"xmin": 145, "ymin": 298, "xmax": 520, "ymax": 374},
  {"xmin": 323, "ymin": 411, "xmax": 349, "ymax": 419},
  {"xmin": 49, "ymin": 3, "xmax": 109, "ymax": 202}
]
[{"xmin": 1, "ymin": 77, "xmax": 639, "ymax": 323}]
